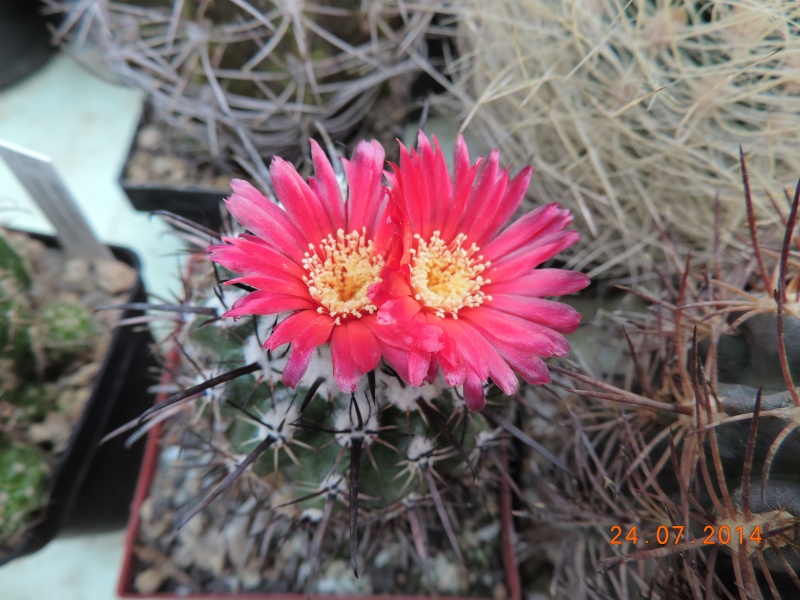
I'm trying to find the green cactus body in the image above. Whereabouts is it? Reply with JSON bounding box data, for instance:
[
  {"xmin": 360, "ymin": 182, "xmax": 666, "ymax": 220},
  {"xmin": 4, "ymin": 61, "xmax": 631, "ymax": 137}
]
[
  {"xmin": 0, "ymin": 295, "xmax": 34, "ymax": 378},
  {"xmin": 0, "ymin": 443, "xmax": 49, "ymax": 545},
  {"xmin": 39, "ymin": 300, "xmax": 95, "ymax": 364},
  {"xmin": 4, "ymin": 383, "xmax": 56, "ymax": 421},
  {"xmin": 0, "ymin": 233, "xmax": 36, "ymax": 387},
  {"xmin": 0, "ymin": 232, "xmax": 32, "ymax": 291},
  {"xmin": 132, "ymin": 259, "xmax": 513, "ymax": 596}
]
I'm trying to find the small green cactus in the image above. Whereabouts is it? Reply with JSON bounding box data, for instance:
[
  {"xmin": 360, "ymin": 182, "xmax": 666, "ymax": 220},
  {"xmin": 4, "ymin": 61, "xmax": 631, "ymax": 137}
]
[
  {"xmin": 4, "ymin": 383, "xmax": 56, "ymax": 422},
  {"xmin": 39, "ymin": 300, "xmax": 95, "ymax": 364},
  {"xmin": 0, "ymin": 443, "xmax": 49, "ymax": 545},
  {"xmin": 0, "ymin": 236, "xmax": 35, "ymax": 380},
  {"xmin": 0, "ymin": 232, "xmax": 31, "ymax": 291},
  {"xmin": 0, "ymin": 296, "xmax": 34, "ymax": 380}
]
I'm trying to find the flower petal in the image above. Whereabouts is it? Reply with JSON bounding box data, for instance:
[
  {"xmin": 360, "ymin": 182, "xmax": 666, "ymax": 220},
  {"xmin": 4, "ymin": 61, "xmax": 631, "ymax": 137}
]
[
  {"xmin": 309, "ymin": 139, "xmax": 345, "ymax": 232},
  {"xmin": 456, "ymin": 151, "xmax": 505, "ymax": 242},
  {"xmin": 441, "ymin": 135, "xmax": 480, "ymax": 242},
  {"xmin": 223, "ymin": 290, "xmax": 315, "ymax": 319},
  {"xmin": 331, "ymin": 321, "xmax": 380, "ymax": 392},
  {"xmin": 265, "ymin": 311, "xmax": 334, "ymax": 353},
  {"xmin": 346, "ymin": 319, "xmax": 382, "ymax": 373},
  {"xmin": 343, "ymin": 139, "xmax": 385, "ymax": 236},
  {"xmin": 482, "ymin": 203, "xmax": 574, "ymax": 262},
  {"xmin": 330, "ymin": 328, "xmax": 358, "ymax": 391},
  {"xmin": 445, "ymin": 318, "xmax": 518, "ymax": 396},
  {"xmin": 421, "ymin": 134, "xmax": 453, "ymax": 238},
  {"xmin": 208, "ymin": 236, "xmax": 306, "ymax": 280},
  {"xmin": 370, "ymin": 304, "xmax": 443, "ymax": 351},
  {"xmin": 265, "ymin": 312, "xmax": 335, "ymax": 388},
  {"xmin": 487, "ymin": 230, "xmax": 580, "ymax": 283},
  {"xmin": 434, "ymin": 318, "xmax": 518, "ymax": 398},
  {"xmin": 487, "ymin": 295, "xmax": 583, "ymax": 333},
  {"xmin": 376, "ymin": 296, "xmax": 422, "ymax": 326},
  {"xmin": 485, "ymin": 269, "xmax": 589, "ymax": 297},
  {"xmin": 370, "ymin": 200, "xmax": 402, "ymax": 266},
  {"xmin": 472, "ymin": 165, "xmax": 532, "ymax": 248},
  {"xmin": 462, "ymin": 308, "xmax": 569, "ymax": 358},
  {"xmin": 380, "ymin": 345, "xmax": 433, "ymax": 387},
  {"xmin": 283, "ymin": 347, "xmax": 315, "ymax": 388},
  {"xmin": 271, "ymin": 156, "xmax": 333, "ymax": 243},
  {"xmin": 463, "ymin": 372, "xmax": 486, "ymax": 411},
  {"xmin": 392, "ymin": 142, "xmax": 428, "ymax": 242},
  {"xmin": 225, "ymin": 275, "xmax": 310, "ymax": 299},
  {"xmin": 494, "ymin": 345, "xmax": 552, "ymax": 385},
  {"xmin": 226, "ymin": 180, "xmax": 309, "ymax": 262},
  {"xmin": 369, "ymin": 265, "xmax": 413, "ymax": 306}
]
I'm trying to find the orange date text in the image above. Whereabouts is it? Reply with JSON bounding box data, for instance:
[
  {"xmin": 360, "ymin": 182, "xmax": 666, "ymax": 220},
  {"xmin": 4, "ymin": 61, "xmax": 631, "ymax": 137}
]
[{"xmin": 609, "ymin": 525, "xmax": 762, "ymax": 546}]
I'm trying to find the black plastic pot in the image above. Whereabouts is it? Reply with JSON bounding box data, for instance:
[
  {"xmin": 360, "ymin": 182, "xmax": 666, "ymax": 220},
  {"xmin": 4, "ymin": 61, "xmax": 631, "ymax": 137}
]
[
  {"xmin": 120, "ymin": 180, "xmax": 226, "ymax": 233},
  {"xmin": 0, "ymin": 233, "xmax": 158, "ymax": 565},
  {"xmin": 119, "ymin": 110, "xmax": 229, "ymax": 232},
  {"xmin": 0, "ymin": 2, "xmax": 55, "ymax": 91}
]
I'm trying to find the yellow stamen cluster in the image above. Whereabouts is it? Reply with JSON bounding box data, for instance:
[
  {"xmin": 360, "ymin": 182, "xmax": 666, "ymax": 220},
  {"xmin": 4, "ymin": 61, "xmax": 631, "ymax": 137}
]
[
  {"xmin": 302, "ymin": 228, "xmax": 383, "ymax": 325},
  {"xmin": 410, "ymin": 231, "xmax": 491, "ymax": 319}
]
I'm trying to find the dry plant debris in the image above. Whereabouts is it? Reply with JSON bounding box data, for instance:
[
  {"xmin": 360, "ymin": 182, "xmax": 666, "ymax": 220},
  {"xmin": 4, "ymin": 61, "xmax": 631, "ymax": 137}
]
[
  {"xmin": 515, "ymin": 160, "xmax": 800, "ymax": 598},
  {"xmin": 439, "ymin": 0, "xmax": 800, "ymax": 281}
]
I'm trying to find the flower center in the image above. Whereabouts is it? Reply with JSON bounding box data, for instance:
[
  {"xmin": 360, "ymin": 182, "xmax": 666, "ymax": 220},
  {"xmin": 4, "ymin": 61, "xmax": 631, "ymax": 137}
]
[
  {"xmin": 302, "ymin": 228, "xmax": 383, "ymax": 325},
  {"xmin": 410, "ymin": 231, "xmax": 491, "ymax": 319}
]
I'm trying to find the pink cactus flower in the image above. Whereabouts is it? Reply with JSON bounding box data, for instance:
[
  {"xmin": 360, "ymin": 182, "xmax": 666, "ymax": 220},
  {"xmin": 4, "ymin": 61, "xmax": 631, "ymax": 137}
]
[
  {"xmin": 374, "ymin": 133, "xmax": 590, "ymax": 410},
  {"xmin": 208, "ymin": 139, "xmax": 438, "ymax": 393}
]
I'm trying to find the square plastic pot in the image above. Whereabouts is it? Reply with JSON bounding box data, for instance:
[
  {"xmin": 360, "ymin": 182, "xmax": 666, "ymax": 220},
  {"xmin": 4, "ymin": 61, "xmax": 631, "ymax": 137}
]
[
  {"xmin": 0, "ymin": 232, "xmax": 158, "ymax": 565},
  {"xmin": 118, "ymin": 110, "xmax": 229, "ymax": 232}
]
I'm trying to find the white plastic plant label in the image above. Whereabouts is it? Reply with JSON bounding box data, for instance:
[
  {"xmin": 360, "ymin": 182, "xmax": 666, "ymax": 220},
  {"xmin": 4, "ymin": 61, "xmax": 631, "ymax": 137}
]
[{"xmin": 0, "ymin": 139, "xmax": 112, "ymax": 260}]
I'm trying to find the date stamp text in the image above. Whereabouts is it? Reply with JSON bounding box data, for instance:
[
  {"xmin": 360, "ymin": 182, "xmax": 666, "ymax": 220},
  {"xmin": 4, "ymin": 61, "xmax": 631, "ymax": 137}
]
[{"xmin": 609, "ymin": 525, "xmax": 762, "ymax": 546}]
